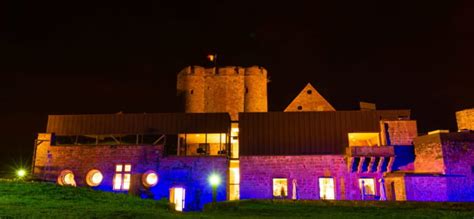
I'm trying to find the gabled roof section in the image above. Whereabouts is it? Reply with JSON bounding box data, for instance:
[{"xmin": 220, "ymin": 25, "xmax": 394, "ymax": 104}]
[{"xmin": 284, "ymin": 83, "xmax": 335, "ymax": 112}]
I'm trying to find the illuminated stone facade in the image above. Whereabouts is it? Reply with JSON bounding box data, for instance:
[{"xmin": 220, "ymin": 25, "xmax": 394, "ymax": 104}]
[
  {"xmin": 33, "ymin": 134, "xmax": 162, "ymax": 186},
  {"xmin": 456, "ymin": 108, "xmax": 474, "ymax": 131},
  {"xmin": 240, "ymin": 155, "xmax": 386, "ymax": 200},
  {"xmin": 381, "ymin": 120, "xmax": 418, "ymax": 146},
  {"xmin": 284, "ymin": 83, "xmax": 335, "ymax": 112},
  {"xmin": 386, "ymin": 132, "xmax": 474, "ymax": 201},
  {"xmin": 177, "ymin": 66, "xmax": 268, "ymax": 120},
  {"xmin": 33, "ymin": 133, "xmax": 228, "ymax": 210},
  {"xmin": 31, "ymin": 63, "xmax": 474, "ymax": 211}
]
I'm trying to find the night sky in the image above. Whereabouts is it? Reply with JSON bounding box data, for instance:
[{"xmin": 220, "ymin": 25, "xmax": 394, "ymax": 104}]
[{"xmin": 1, "ymin": 1, "xmax": 473, "ymax": 173}]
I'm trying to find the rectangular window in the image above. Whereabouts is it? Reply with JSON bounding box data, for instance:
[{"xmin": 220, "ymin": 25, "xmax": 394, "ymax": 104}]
[
  {"xmin": 319, "ymin": 177, "xmax": 335, "ymax": 200},
  {"xmin": 230, "ymin": 122, "xmax": 239, "ymax": 159},
  {"xmin": 113, "ymin": 164, "xmax": 131, "ymax": 191},
  {"xmin": 272, "ymin": 178, "xmax": 288, "ymax": 198},
  {"xmin": 359, "ymin": 178, "xmax": 376, "ymax": 195},
  {"xmin": 348, "ymin": 133, "xmax": 380, "ymax": 147},
  {"xmin": 178, "ymin": 133, "xmax": 228, "ymax": 156},
  {"xmin": 229, "ymin": 160, "xmax": 240, "ymax": 200}
]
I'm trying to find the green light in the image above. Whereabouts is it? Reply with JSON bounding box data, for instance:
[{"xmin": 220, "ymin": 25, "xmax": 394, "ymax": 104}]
[
  {"xmin": 17, "ymin": 169, "xmax": 27, "ymax": 178},
  {"xmin": 208, "ymin": 173, "xmax": 221, "ymax": 187}
]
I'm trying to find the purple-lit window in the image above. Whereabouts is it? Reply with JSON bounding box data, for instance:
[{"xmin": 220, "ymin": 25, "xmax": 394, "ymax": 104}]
[{"xmin": 113, "ymin": 164, "xmax": 131, "ymax": 191}]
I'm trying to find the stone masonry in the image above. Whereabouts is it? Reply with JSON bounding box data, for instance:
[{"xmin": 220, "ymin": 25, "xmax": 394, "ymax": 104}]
[
  {"xmin": 153, "ymin": 156, "xmax": 228, "ymax": 210},
  {"xmin": 284, "ymin": 83, "xmax": 335, "ymax": 112},
  {"xmin": 33, "ymin": 134, "xmax": 162, "ymax": 186},
  {"xmin": 33, "ymin": 133, "xmax": 229, "ymax": 210},
  {"xmin": 456, "ymin": 108, "xmax": 474, "ymax": 131},
  {"xmin": 240, "ymin": 155, "xmax": 384, "ymax": 201},
  {"xmin": 381, "ymin": 120, "xmax": 418, "ymax": 146},
  {"xmin": 177, "ymin": 66, "xmax": 268, "ymax": 120}
]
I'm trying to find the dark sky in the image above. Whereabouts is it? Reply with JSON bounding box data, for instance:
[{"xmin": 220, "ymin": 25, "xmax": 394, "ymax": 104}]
[{"xmin": 1, "ymin": 1, "xmax": 473, "ymax": 173}]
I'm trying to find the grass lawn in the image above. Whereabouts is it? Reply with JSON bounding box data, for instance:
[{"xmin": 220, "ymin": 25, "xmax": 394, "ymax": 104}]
[{"xmin": 1, "ymin": 180, "xmax": 473, "ymax": 218}]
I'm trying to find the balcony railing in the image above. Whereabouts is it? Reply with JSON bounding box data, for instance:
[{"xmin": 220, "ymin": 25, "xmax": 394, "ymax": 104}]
[{"xmin": 346, "ymin": 146, "xmax": 395, "ymax": 157}]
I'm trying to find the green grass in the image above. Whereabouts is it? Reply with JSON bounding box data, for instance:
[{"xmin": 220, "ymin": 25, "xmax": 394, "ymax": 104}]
[
  {"xmin": 0, "ymin": 180, "xmax": 473, "ymax": 218},
  {"xmin": 0, "ymin": 180, "xmax": 178, "ymax": 218},
  {"xmin": 205, "ymin": 199, "xmax": 474, "ymax": 219}
]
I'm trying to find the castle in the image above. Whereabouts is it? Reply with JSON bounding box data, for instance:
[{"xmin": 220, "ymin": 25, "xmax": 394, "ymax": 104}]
[
  {"xmin": 177, "ymin": 66, "xmax": 268, "ymax": 120},
  {"xmin": 32, "ymin": 66, "xmax": 474, "ymax": 211}
]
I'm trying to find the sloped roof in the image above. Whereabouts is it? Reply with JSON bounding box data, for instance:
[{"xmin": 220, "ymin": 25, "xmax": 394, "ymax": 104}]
[
  {"xmin": 284, "ymin": 83, "xmax": 335, "ymax": 112},
  {"xmin": 239, "ymin": 110, "xmax": 411, "ymax": 155},
  {"xmin": 46, "ymin": 113, "xmax": 231, "ymax": 135}
]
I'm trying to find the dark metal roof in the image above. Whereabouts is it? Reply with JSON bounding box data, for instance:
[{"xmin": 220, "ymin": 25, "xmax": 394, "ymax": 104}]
[
  {"xmin": 239, "ymin": 110, "xmax": 411, "ymax": 156},
  {"xmin": 47, "ymin": 113, "xmax": 231, "ymax": 135}
]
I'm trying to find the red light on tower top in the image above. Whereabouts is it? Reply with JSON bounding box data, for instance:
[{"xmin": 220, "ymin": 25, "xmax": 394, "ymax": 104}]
[{"xmin": 207, "ymin": 54, "xmax": 216, "ymax": 62}]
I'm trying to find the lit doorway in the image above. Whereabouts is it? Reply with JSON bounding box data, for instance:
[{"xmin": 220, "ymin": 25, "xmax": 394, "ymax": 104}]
[
  {"xmin": 169, "ymin": 187, "xmax": 186, "ymax": 211},
  {"xmin": 319, "ymin": 177, "xmax": 335, "ymax": 200}
]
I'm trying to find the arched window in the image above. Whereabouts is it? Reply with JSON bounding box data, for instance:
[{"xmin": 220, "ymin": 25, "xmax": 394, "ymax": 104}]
[
  {"xmin": 142, "ymin": 170, "xmax": 159, "ymax": 188},
  {"xmin": 57, "ymin": 170, "xmax": 76, "ymax": 187},
  {"xmin": 86, "ymin": 169, "xmax": 103, "ymax": 187}
]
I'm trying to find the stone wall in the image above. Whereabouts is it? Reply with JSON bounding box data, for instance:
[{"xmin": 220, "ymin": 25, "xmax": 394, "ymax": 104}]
[
  {"xmin": 408, "ymin": 132, "xmax": 474, "ymax": 201},
  {"xmin": 456, "ymin": 108, "xmax": 474, "ymax": 131},
  {"xmin": 152, "ymin": 156, "xmax": 228, "ymax": 210},
  {"xmin": 384, "ymin": 174, "xmax": 406, "ymax": 201},
  {"xmin": 284, "ymin": 83, "xmax": 335, "ymax": 112},
  {"xmin": 404, "ymin": 175, "xmax": 448, "ymax": 201},
  {"xmin": 177, "ymin": 66, "xmax": 268, "ymax": 120},
  {"xmin": 33, "ymin": 133, "xmax": 229, "ymax": 211},
  {"xmin": 381, "ymin": 120, "xmax": 418, "ymax": 146},
  {"xmin": 33, "ymin": 133, "xmax": 163, "ymax": 186},
  {"xmin": 441, "ymin": 133, "xmax": 474, "ymax": 175},
  {"xmin": 240, "ymin": 155, "xmax": 384, "ymax": 201},
  {"xmin": 413, "ymin": 134, "xmax": 445, "ymax": 173}
]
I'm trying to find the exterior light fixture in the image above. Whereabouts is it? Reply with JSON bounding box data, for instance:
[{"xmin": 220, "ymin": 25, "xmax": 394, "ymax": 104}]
[
  {"xmin": 16, "ymin": 169, "xmax": 26, "ymax": 178},
  {"xmin": 209, "ymin": 173, "xmax": 221, "ymax": 187},
  {"xmin": 208, "ymin": 173, "xmax": 221, "ymax": 203},
  {"xmin": 142, "ymin": 170, "xmax": 159, "ymax": 188},
  {"xmin": 86, "ymin": 169, "xmax": 103, "ymax": 187}
]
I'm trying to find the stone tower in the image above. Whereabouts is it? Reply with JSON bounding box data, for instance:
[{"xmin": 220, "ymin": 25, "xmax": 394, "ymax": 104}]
[
  {"xmin": 177, "ymin": 66, "xmax": 268, "ymax": 120},
  {"xmin": 456, "ymin": 108, "xmax": 474, "ymax": 131}
]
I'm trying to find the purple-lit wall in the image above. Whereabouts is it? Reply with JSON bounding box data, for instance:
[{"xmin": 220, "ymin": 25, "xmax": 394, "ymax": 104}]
[
  {"xmin": 404, "ymin": 175, "xmax": 448, "ymax": 201},
  {"xmin": 33, "ymin": 134, "xmax": 162, "ymax": 188},
  {"xmin": 240, "ymin": 155, "xmax": 384, "ymax": 200},
  {"xmin": 152, "ymin": 156, "xmax": 228, "ymax": 211},
  {"xmin": 401, "ymin": 132, "xmax": 474, "ymax": 202},
  {"xmin": 33, "ymin": 133, "xmax": 228, "ymax": 211}
]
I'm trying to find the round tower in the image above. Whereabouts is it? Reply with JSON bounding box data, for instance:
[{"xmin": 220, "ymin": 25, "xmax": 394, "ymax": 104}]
[
  {"xmin": 176, "ymin": 66, "xmax": 205, "ymax": 113},
  {"xmin": 244, "ymin": 66, "xmax": 268, "ymax": 112}
]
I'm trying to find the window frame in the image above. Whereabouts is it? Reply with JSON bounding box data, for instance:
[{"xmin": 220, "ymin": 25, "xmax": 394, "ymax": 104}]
[
  {"xmin": 272, "ymin": 178, "xmax": 288, "ymax": 198},
  {"xmin": 318, "ymin": 177, "xmax": 336, "ymax": 200},
  {"xmin": 113, "ymin": 163, "xmax": 132, "ymax": 191},
  {"xmin": 358, "ymin": 177, "xmax": 376, "ymax": 196}
]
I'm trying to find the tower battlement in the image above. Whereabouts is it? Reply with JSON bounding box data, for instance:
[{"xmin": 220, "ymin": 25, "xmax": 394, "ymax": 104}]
[
  {"xmin": 178, "ymin": 65, "xmax": 267, "ymax": 76},
  {"xmin": 177, "ymin": 65, "xmax": 268, "ymax": 120}
]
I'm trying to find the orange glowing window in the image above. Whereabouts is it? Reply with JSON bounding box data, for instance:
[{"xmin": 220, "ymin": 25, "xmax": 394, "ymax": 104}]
[
  {"xmin": 348, "ymin": 133, "xmax": 380, "ymax": 147},
  {"xmin": 272, "ymin": 178, "xmax": 288, "ymax": 198},
  {"xmin": 359, "ymin": 178, "xmax": 376, "ymax": 195},
  {"xmin": 113, "ymin": 164, "xmax": 131, "ymax": 191}
]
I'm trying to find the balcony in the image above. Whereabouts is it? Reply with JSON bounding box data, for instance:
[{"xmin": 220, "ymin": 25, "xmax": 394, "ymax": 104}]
[
  {"xmin": 346, "ymin": 146, "xmax": 395, "ymax": 173},
  {"xmin": 346, "ymin": 146, "xmax": 395, "ymax": 157}
]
